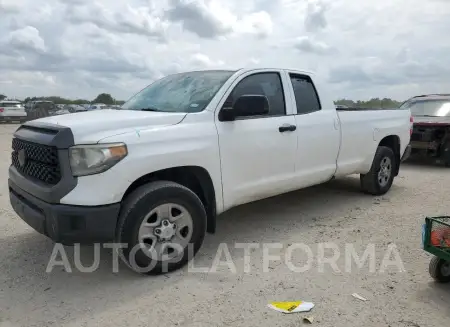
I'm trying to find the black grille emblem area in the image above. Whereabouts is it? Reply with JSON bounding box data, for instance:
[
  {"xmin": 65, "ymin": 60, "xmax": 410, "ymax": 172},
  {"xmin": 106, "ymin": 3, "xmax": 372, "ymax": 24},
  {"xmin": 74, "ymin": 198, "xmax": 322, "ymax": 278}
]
[
  {"xmin": 18, "ymin": 149, "xmax": 26, "ymax": 167},
  {"xmin": 11, "ymin": 138, "xmax": 61, "ymax": 185}
]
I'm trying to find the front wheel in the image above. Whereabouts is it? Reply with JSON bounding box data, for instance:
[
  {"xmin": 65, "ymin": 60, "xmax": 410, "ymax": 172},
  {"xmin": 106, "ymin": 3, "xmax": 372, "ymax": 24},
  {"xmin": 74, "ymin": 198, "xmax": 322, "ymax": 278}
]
[
  {"xmin": 116, "ymin": 181, "xmax": 207, "ymax": 275},
  {"xmin": 360, "ymin": 146, "xmax": 396, "ymax": 195}
]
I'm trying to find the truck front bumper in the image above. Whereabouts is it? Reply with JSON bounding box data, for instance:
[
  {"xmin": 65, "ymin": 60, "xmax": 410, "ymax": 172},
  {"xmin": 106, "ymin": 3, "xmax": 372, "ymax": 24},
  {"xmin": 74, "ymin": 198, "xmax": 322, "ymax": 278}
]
[
  {"xmin": 401, "ymin": 144, "xmax": 412, "ymax": 162},
  {"xmin": 9, "ymin": 179, "xmax": 120, "ymax": 244}
]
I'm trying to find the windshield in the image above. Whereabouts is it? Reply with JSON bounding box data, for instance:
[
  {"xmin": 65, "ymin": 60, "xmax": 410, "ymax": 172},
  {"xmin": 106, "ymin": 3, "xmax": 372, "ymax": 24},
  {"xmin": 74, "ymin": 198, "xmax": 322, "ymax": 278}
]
[
  {"xmin": 121, "ymin": 70, "xmax": 235, "ymax": 113},
  {"xmin": 401, "ymin": 99, "xmax": 450, "ymax": 117}
]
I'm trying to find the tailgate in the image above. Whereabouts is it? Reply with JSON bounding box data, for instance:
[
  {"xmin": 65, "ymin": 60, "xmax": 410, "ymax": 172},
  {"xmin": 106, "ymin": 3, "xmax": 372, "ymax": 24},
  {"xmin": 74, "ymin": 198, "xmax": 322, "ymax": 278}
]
[{"xmin": 4, "ymin": 109, "xmax": 27, "ymax": 117}]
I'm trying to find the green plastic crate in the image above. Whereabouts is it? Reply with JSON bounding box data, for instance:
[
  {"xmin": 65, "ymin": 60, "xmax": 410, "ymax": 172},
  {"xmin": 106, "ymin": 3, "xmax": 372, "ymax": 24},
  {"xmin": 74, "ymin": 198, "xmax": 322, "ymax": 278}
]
[{"xmin": 423, "ymin": 216, "xmax": 450, "ymax": 262}]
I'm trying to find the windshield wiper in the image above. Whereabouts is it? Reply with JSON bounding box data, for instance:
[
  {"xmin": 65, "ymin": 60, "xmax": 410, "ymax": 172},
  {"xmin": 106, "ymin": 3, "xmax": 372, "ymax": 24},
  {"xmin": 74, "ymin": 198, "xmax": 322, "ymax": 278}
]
[
  {"xmin": 416, "ymin": 115, "xmax": 439, "ymax": 117},
  {"xmin": 120, "ymin": 107, "xmax": 164, "ymax": 112},
  {"xmin": 137, "ymin": 107, "xmax": 164, "ymax": 112}
]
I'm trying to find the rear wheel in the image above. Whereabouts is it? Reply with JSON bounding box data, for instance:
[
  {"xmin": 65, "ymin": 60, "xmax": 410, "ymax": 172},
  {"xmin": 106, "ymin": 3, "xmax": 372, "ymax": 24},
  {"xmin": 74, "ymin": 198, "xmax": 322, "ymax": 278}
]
[
  {"xmin": 429, "ymin": 256, "xmax": 450, "ymax": 283},
  {"xmin": 360, "ymin": 146, "xmax": 396, "ymax": 195},
  {"xmin": 116, "ymin": 181, "xmax": 207, "ymax": 275}
]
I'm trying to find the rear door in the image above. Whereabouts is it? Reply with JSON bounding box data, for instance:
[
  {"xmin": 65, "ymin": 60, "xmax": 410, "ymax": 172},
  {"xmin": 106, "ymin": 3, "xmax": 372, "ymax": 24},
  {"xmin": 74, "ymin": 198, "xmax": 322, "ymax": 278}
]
[
  {"xmin": 287, "ymin": 72, "xmax": 340, "ymax": 187},
  {"xmin": 215, "ymin": 70, "xmax": 298, "ymax": 209}
]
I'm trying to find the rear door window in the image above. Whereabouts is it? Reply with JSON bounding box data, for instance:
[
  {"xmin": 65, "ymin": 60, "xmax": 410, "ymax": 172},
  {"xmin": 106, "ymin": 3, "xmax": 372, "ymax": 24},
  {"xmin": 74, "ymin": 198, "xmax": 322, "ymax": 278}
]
[{"xmin": 289, "ymin": 74, "xmax": 321, "ymax": 115}]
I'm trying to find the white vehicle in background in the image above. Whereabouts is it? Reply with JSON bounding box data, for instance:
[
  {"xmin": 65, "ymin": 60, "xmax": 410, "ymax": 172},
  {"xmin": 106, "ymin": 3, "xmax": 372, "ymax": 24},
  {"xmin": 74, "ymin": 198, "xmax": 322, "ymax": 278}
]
[
  {"xmin": 89, "ymin": 103, "xmax": 108, "ymax": 110},
  {"xmin": 67, "ymin": 104, "xmax": 87, "ymax": 113},
  {"xmin": 0, "ymin": 100, "xmax": 27, "ymax": 122},
  {"xmin": 9, "ymin": 67, "xmax": 412, "ymax": 275},
  {"xmin": 53, "ymin": 109, "xmax": 71, "ymax": 116}
]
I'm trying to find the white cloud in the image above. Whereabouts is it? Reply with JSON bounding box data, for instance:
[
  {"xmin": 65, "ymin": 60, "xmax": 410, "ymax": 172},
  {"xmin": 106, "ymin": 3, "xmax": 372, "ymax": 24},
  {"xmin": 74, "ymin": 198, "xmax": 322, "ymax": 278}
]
[
  {"xmin": 165, "ymin": 0, "xmax": 273, "ymax": 38},
  {"xmin": 189, "ymin": 53, "xmax": 225, "ymax": 68},
  {"xmin": 0, "ymin": 71, "xmax": 56, "ymax": 89},
  {"xmin": 7, "ymin": 26, "xmax": 46, "ymax": 53},
  {"xmin": 0, "ymin": 0, "xmax": 21, "ymax": 13},
  {"xmin": 236, "ymin": 11, "xmax": 273, "ymax": 38},
  {"xmin": 65, "ymin": 2, "xmax": 169, "ymax": 40},
  {"xmin": 304, "ymin": 0, "xmax": 328, "ymax": 32},
  {"xmin": 294, "ymin": 36, "xmax": 332, "ymax": 54},
  {"xmin": 0, "ymin": 0, "xmax": 450, "ymax": 102}
]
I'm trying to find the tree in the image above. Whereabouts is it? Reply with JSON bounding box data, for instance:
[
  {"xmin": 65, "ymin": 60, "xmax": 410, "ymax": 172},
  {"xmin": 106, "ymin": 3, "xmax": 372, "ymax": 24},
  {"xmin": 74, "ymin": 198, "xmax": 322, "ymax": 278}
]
[
  {"xmin": 71, "ymin": 99, "xmax": 91, "ymax": 105},
  {"xmin": 0, "ymin": 94, "xmax": 6, "ymax": 101},
  {"xmin": 21, "ymin": 95, "xmax": 124, "ymax": 105},
  {"xmin": 334, "ymin": 98, "xmax": 402, "ymax": 109},
  {"xmin": 92, "ymin": 93, "xmax": 115, "ymax": 105}
]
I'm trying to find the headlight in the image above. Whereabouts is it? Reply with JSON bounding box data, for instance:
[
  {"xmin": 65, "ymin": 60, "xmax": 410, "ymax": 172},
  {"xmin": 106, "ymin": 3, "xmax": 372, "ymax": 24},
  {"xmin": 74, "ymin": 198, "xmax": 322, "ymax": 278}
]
[{"xmin": 69, "ymin": 143, "xmax": 128, "ymax": 176}]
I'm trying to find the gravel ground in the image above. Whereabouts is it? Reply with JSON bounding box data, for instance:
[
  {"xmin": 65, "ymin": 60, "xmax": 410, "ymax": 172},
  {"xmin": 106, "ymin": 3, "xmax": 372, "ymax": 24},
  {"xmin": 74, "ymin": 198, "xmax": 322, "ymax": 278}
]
[{"xmin": 0, "ymin": 124, "xmax": 449, "ymax": 327}]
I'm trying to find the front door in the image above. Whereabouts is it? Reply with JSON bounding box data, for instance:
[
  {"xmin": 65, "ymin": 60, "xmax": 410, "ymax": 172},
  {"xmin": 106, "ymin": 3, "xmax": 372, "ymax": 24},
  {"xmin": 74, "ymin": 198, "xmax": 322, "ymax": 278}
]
[{"xmin": 215, "ymin": 71, "xmax": 298, "ymax": 210}]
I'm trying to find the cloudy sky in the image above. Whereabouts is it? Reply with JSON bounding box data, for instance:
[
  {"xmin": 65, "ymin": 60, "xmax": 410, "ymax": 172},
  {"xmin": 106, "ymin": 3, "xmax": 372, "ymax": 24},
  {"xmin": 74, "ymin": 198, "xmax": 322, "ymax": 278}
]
[{"xmin": 1, "ymin": 0, "xmax": 449, "ymax": 101}]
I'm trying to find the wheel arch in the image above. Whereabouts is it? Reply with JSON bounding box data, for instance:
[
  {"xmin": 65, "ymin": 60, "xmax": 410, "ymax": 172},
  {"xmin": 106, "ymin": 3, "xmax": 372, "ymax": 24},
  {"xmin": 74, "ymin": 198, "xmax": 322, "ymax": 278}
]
[
  {"xmin": 379, "ymin": 135, "xmax": 401, "ymax": 176},
  {"xmin": 122, "ymin": 166, "xmax": 217, "ymax": 234}
]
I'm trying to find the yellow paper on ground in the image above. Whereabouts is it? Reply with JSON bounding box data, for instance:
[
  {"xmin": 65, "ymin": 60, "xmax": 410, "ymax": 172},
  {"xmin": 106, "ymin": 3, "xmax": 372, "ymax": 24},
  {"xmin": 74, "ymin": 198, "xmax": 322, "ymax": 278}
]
[{"xmin": 267, "ymin": 301, "xmax": 315, "ymax": 314}]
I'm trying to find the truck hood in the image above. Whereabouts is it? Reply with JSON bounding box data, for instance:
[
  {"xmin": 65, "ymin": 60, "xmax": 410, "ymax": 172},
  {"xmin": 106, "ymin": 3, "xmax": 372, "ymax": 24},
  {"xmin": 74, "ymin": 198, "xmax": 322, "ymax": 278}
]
[
  {"xmin": 27, "ymin": 109, "xmax": 187, "ymax": 144},
  {"xmin": 413, "ymin": 115, "xmax": 450, "ymax": 125}
]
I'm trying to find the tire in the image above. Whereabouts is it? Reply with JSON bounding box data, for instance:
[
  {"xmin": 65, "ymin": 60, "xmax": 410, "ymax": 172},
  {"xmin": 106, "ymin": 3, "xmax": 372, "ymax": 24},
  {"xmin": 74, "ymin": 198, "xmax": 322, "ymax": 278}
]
[
  {"xmin": 429, "ymin": 256, "xmax": 450, "ymax": 283},
  {"xmin": 440, "ymin": 141, "xmax": 450, "ymax": 167},
  {"xmin": 116, "ymin": 181, "xmax": 207, "ymax": 275},
  {"xmin": 360, "ymin": 146, "xmax": 396, "ymax": 195}
]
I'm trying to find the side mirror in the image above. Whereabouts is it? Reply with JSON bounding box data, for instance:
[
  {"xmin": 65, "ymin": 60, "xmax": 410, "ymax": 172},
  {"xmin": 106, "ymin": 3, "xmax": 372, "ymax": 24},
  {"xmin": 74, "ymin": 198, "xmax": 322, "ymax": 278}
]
[
  {"xmin": 218, "ymin": 105, "xmax": 236, "ymax": 121},
  {"xmin": 219, "ymin": 94, "xmax": 270, "ymax": 121},
  {"xmin": 233, "ymin": 95, "xmax": 269, "ymax": 117}
]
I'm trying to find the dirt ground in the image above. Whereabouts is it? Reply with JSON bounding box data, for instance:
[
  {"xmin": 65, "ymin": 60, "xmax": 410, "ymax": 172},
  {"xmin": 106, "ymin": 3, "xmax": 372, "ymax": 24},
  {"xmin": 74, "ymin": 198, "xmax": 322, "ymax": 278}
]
[{"xmin": 0, "ymin": 124, "xmax": 448, "ymax": 327}]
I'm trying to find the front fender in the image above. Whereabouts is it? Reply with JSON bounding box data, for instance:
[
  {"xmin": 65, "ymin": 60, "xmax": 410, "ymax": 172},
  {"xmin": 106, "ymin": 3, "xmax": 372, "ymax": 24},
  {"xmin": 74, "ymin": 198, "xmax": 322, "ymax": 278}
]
[{"xmin": 62, "ymin": 123, "xmax": 224, "ymax": 214}]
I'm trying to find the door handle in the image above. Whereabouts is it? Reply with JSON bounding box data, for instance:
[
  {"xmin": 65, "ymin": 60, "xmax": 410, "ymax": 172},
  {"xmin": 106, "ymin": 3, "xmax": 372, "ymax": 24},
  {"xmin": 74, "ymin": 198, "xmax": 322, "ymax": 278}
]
[{"xmin": 279, "ymin": 124, "xmax": 297, "ymax": 132}]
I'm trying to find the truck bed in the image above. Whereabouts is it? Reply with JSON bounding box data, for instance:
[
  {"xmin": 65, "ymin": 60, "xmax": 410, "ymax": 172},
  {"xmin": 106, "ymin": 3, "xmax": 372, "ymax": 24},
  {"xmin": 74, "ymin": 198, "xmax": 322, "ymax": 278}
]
[{"xmin": 335, "ymin": 108, "xmax": 411, "ymax": 177}]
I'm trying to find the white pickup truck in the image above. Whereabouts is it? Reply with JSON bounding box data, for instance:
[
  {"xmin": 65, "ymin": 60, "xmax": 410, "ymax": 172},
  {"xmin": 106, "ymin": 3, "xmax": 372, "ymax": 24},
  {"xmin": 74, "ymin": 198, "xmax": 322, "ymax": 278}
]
[{"xmin": 9, "ymin": 67, "xmax": 412, "ymax": 274}]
